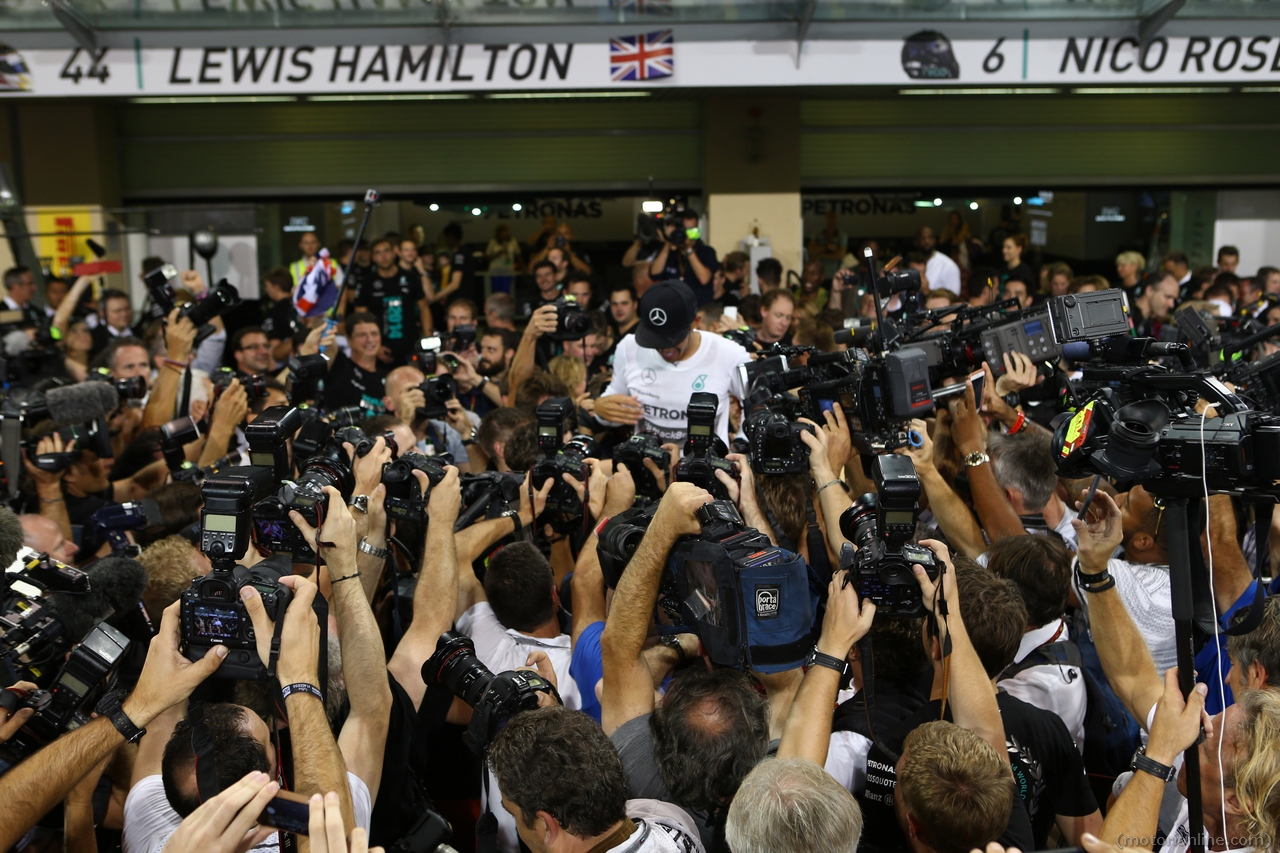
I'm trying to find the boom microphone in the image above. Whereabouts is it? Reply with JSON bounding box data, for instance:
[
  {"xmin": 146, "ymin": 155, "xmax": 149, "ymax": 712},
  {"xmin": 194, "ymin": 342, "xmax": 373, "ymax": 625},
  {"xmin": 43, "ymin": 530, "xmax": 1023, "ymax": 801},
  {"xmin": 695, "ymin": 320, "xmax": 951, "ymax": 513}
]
[
  {"xmin": 0, "ymin": 507, "xmax": 25, "ymax": 571},
  {"xmin": 46, "ymin": 383, "xmax": 120, "ymax": 426},
  {"xmin": 50, "ymin": 556, "xmax": 148, "ymax": 643},
  {"xmin": 3, "ymin": 330, "xmax": 30, "ymax": 357}
]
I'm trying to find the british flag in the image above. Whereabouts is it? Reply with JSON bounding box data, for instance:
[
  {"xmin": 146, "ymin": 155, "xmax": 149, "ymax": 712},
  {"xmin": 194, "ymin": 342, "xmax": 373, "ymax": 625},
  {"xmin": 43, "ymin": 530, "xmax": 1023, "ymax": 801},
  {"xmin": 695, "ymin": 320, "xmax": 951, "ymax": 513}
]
[{"xmin": 609, "ymin": 30, "xmax": 675, "ymax": 81}]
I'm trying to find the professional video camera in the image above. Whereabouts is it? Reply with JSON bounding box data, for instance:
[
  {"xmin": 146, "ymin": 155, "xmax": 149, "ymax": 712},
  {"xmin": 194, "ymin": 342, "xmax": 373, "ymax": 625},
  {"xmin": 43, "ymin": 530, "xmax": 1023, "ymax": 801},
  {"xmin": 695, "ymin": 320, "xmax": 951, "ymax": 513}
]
[
  {"xmin": 422, "ymin": 631, "xmax": 560, "ymax": 755},
  {"xmin": 673, "ymin": 393, "xmax": 736, "ymax": 500},
  {"xmin": 613, "ymin": 432, "xmax": 670, "ymax": 500},
  {"xmin": 838, "ymin": 454, "xmax": 939, "ymax": 618},
  {"xmin": 596, "ymin": 503, "xmax": 660, "ymax": 590},
  {"xmin": 798, "ymin": 347, "xmax": 933, "ymax": 454},
  {"xmin": 185, "ymin": 467, "xmax": 298, "ymax": 680},
  {"xmin": 0, "ymin": 620, "xmax": 130, "ymax": 763},
  {"xmin": 668, "ymin": 501, "xmax": 817, "ymax": 672},
  {"xmin": 2, "ymin": 382, "xmax": 124, "ymax": 500},
  {"xmin": 545, "ymin": 296, "xmax": 591, "ymax": 342},
  {"xmin": 0, "ymin": 329, "xmax": 64, "ymax": 387},
  {"xmin": 20, "ymin": 415, "xmax": 115, "ymax": 476},
  {"xmin": 1051, "ymin": 351, "xmax": 1280, "ymax": 498},
  {"xmin": 529, "ymin": 397, "xmax": 595, "ymax": 517},
  {"xmin": 384, "ymin": 452, "xmax": 452, "ymax": 524}
]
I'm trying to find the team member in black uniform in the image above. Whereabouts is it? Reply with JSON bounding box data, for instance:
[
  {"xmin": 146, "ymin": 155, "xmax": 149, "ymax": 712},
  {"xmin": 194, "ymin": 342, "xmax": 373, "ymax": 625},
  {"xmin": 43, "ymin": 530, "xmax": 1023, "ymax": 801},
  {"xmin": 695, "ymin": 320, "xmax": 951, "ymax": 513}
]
[
  {"xmin": 324, "ymin": 312, "xmax": 389, "ymax": 412},
  {"xmin": 354, "ymin": 238, "xmax": 428, "ymax": 367}
]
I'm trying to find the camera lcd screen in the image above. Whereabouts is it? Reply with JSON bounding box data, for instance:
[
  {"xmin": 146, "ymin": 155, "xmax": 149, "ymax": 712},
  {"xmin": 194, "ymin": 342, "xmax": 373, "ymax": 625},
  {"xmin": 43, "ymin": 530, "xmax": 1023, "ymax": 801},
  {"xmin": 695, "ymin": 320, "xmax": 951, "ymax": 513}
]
[
  {"xmin": 683, "ymin": 560, "xmax": 724, "ymax": 628},
  {"xmin": 256, "ymin": 519, "xmax": 287, "ymax": 540},
  {"xmin": 193, "ymin": 605, "xmax": 239, "ymax": 640},
  {"xmin": 690, "ymin": 425, "xmax": 711, "ymax": 436},
  {"xmin": 205, "ymin": 514, "xmax": 237, "ymax": 533},
  {"xmin": 884, "ymin": 511, "xmax": 916, "ymax": 525},
  {"xmin": 57, "ymin": 672, "xmax": 91, "ymax": 696},
  {"xmin": 538, "ymin": 426, "xmax": 558, "ymax": 438},
  {"xmin": 1023, "ymin": 319, "xmax": 1044, "ymax": 336}
]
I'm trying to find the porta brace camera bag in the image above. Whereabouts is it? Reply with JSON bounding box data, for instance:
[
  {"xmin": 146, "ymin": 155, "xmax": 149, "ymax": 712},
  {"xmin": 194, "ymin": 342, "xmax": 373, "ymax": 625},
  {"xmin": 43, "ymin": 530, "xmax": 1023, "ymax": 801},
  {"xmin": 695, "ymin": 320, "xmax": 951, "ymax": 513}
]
[{"xmin": 669, "ymin": 538, "xmax": 817, "ymax": 674}]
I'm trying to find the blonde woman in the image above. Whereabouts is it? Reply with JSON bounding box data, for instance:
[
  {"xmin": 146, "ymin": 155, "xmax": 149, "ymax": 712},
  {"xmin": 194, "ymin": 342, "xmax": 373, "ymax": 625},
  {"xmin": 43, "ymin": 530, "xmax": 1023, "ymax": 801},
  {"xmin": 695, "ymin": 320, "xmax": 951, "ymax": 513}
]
[{"xmin": 1116, "ymin": 251, "xmax": 1146, "ymax": 288}]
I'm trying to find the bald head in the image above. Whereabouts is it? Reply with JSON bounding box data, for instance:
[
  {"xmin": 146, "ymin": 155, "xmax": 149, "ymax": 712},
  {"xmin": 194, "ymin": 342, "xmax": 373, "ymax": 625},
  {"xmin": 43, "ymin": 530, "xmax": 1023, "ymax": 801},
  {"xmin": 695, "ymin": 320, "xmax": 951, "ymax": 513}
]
[
  {"xmin": 19, "ymin": 514, "xmax": 78, "ymax": 565},
  {"xmin": 383, "ymin": 365, "xmax": 426, "ymax": 420}
]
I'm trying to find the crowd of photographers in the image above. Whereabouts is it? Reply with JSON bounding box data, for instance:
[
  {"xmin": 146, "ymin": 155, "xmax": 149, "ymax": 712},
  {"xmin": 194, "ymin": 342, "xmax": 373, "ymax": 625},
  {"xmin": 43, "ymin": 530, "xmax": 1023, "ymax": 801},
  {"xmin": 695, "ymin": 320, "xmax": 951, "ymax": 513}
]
[{"xmin": 2, "ymin": 212, "xmax": 1280, "ymax": 853}]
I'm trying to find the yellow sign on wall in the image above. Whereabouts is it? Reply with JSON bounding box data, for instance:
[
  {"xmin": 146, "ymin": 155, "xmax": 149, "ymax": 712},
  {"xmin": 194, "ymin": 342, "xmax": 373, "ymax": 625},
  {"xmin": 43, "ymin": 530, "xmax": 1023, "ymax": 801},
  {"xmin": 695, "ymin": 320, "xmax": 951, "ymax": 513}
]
[{"xmin": 35, "ymin": 207, "xmax": 94, "ymax": 278}]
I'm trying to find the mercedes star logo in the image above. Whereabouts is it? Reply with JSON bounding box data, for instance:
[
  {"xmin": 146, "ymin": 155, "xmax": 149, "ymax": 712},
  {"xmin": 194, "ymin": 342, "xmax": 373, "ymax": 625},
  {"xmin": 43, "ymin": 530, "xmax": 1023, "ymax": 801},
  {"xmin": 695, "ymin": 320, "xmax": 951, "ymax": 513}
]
[{"xmin": 649, "ymin": 307, "xmax": 667, "ymax": 326}]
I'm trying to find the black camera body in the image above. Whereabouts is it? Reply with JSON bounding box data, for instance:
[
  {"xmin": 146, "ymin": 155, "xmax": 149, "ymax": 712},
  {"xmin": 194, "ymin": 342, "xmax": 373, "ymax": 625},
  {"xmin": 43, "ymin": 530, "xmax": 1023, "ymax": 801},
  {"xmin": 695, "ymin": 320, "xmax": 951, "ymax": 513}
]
[
  {"xmin": 839, "ymin": 454, "xmax": 938, "ymax": 618},
  {"xmin": 417, "ymin": 374, "xmax": 457, "ymax": 421},
  {"xmin": 384, "ymin": 452, "xmax": 453, "ymax": 523},
  {"xmin": 597, "ymin": 502, "xmax": 659, "ymax": 590},
  {"xmin": 422, "ymin": 631, "xmax": 559, "ymax": 755},
  {"xmin": 546, "ymin": 296, "xmax": 591, "ymax": 341},
  {"xmin": 800, "ymin": 348, "xmax": 932, "ymax": 453},
  {"xmin": 0, "ymin": 621, "xmax": 130, "ymax": 761},
  {"xmin": 212, "ymin": 367, "xmax": 270, "ymax": 399},
  {"xmin": 674, "ymin": 393, "xmax": 736, "ymax": 500},
  {"xmin": 448, "ymin": 324, "xmax": 477, "ymax": 353},
  {"xmin": 181, "ymin": 563, "xmax": 293, "ymax": 680},
  {"xmin": 743, "ymin": 395, "xmax": 814, "ymax": 475},
  {"xmin": 89, "ymin": 370, "xmax": 147, "ymax": 402},
  {"xmin": 530, "ymin": 397, "xmax": 594, "ymax": 516},
  {"xmin": 613, "ymin": 433, "xmax": 670, "ymax": 499},
  {"xmin": 286, "ymin": 353, "xmax": 329, "ymax": 406},
  {"xmin": 456, "ymin": 471, "xmax": 524, "ymax": 530}
]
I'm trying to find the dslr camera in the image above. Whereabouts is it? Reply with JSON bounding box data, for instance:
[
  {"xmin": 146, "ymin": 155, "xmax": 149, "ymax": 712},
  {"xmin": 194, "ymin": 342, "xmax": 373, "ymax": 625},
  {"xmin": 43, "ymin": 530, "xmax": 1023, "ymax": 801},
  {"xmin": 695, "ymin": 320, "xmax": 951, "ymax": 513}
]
[
  {"xmin": 612, "ymin": 432, "xmax": 670, "ymax": 500},
  {"xmin": 742, "ymin": 392, "xmax": 814, "ymax": 476},
  {"xmin": 145, "ymin": 265, "xmax": 242, "ymax": 331},
  {"xmin": 529, "ymin": 397, "xmax": 596, "ymax": 516},
  {"xmin": 545, "ymin": 296, "xmax": 591, "ymax": 342},
  {"xmin": 185, "ymin": 468, "xmax": 295, "ymax": 680},
  {"xmin": 417, "ymin": 374, "xmax": 458, "ymax": 421},
  {"xmin": 838, "ymin": 454, "xmax": 938, "ymax": 618},
  {"xmin": 674, "ymin": 393, "xmax": 736, "ymax": 500},
  {"xmin": 383, "ymin": 451, "xmax": 453, "ymax": 524},
  {"xmin": 422, "ymin": 631, "xmax": 559, "ymax": 755}
]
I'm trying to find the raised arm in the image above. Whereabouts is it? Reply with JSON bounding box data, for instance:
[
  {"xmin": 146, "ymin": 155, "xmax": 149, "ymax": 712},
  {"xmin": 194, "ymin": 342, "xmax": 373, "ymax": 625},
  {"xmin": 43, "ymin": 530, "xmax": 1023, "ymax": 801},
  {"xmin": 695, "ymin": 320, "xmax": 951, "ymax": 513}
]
[
  {"xmin": 388, "ymin": 468, "xmax": 462, "ymax": 711},
  {"xmin": 1205, "ymin": 494, "xmax": 1256, "ymax": 615},
  {"xmin": 23, "ymin": 433, "xmax": 74, "ymax": 542},
  {"xmin": 143, "ymin": 310, "xmax": 198, "ymax": 429},
  {"xmin": 197, "ymin": 379, "xmax": 248, "ymax": 468},
  {"xmin": 951, "ymin": 384, "xmax": 1026, "ymax": 543},
  {"xmin": 290, "ymin": 488, "xmax": 392, "ymax": 803},
  {"xmin": 800, "ymin": 413, "xmax": 855, "ymax": 554},
  {"xmin": 1072, "ymin": 491, "xmax": 1164, "ymax": 727},
  {"xmin": 508, "ymin": 304, "xmax": 558, "ymax": 401},
  {"xmin": 0, "ymin": 602, "xmax": 227, "ymax": 852},
  {"xmin": 777, "ymin": 569, "xmax": 875, "ymax": 764},
  {"xmin": 915, "ymin": 540, "xmax": 1006, "ymax": 756},
  {"xmin": 572, "ymin": 464, "xmax": 636, "ymax": 643},
  {"xmin": 51, "ymin": 276, "xmax": 92, "ymax": 339},
  {"xmin": 896, "ymin": 419, "xmax": 987, "ymax": 560},
  {"xmin": 600, "ymin": 482, "xmax": 712, "ymax": 735}
]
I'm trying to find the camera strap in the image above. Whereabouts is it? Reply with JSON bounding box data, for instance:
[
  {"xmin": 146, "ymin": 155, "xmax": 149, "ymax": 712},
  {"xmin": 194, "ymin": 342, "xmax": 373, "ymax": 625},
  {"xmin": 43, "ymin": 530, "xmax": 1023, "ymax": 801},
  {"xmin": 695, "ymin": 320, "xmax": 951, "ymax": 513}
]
[
  {"xmin": 805, "ymin": 497, "xmax": 832, "ymax": 586},
  {"xmin": 476, "ymin": 759, "xmax": 499, "ymax": 853}
]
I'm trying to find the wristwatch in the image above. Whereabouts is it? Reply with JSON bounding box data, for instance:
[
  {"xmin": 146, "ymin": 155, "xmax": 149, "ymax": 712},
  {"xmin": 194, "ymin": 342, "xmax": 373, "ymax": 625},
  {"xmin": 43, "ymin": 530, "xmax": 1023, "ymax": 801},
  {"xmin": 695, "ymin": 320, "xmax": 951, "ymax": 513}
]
[
  {"xmin": 358, "ymin": 537, "xmax": 389, "ymax": 559},
  {"xmin": 478, "ymin": 376, "xmax": 490, "ymax": 389},
  {"xmin": 96, "ymin": 689, "xmax": 147, "ymax": 744},
  {"xmin": 658, "ymin": 634, "xmax": 687, "ymax": 660},
  {"xmin": 805, "ymin": 647, "xmax": 847, "ymax": 675},
  {"xmin": 1131, "ymin": 746, "xmax": 1177, "ymax": 782},
  {"xmin": 964, "ymin": 450, "xmax": 990, "ymax": 468},
  {"xmin": 349, "ymin": 495, "xmax": 369, "ymax": 514},
  {"xmin": 1003, "ymin": 392, "xmax": 1021, "ymax": 409}
]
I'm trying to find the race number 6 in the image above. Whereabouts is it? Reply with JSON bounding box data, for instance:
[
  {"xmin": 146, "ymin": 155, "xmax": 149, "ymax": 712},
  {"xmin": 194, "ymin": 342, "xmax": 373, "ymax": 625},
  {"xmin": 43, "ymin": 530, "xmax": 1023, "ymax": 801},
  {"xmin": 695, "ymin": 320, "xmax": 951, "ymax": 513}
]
[{"xmin": 983, "ymin": 38, "xmax": 1006, "ymax": 73}]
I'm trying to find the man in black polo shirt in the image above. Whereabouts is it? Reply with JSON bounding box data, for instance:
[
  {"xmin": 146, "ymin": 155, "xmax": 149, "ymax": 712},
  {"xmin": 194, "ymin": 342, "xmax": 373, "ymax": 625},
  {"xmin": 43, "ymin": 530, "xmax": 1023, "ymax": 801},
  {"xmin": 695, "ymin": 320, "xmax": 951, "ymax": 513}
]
[
  {"xmin": 260, "ymin": 266, "xmax": 299, "ymax": 366},
  {"xmin": 324, "ymin": 312, "xmax": 389, "ymax": 412},
  {"xmin": 355, "ymin": 238, "xmax": 427, "ymax": 367}
]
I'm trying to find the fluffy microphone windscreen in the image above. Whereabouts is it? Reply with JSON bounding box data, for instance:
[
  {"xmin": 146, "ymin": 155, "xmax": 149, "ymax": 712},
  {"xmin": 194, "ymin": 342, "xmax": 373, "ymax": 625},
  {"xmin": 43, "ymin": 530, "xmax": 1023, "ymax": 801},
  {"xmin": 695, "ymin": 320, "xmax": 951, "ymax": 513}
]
[
  {"xmin": 46, "ymin": 382, "xmax": 120, "ymax": 426},
  {"xmin": 0, "ymin": 507, "xmax": 26, "ymax": 571}
]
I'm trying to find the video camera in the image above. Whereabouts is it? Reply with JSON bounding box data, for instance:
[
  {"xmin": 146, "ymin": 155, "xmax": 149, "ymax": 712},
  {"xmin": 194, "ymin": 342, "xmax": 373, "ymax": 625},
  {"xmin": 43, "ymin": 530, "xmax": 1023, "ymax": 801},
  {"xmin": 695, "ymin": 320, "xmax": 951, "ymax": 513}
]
[
  {"xmin": 798, "ymin": 348, "xmax": 933, "ymax": 454},
  {"xmin": 838, "ymin": 454, "xmax": 938, "ymax": 618},
  {"xmin": 422, "ymin": 631, "xmax": 559, "ymax": 755},
  {"xmin": 455, "ymin": 471, "xmax": 524, "ymax": 531},
  {"xmin": 673, "ymin": 393, "xmax": 736, "ymax": 500},
  {"xmin": 88, "ymin": 500, "xmax": 163, "ymax": 557}
]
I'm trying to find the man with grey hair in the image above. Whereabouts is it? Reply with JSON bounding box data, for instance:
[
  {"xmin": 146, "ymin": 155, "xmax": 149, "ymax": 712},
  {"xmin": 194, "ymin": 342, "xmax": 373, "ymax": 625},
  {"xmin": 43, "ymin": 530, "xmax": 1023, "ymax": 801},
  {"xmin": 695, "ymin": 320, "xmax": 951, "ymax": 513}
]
[
  {"xmin": 726, "ymin": 758, "xmax": 862, "ymax": 853},
  {"xmin": 988, "ymin": 431, "xmax": 1078, "ymax": 551}
]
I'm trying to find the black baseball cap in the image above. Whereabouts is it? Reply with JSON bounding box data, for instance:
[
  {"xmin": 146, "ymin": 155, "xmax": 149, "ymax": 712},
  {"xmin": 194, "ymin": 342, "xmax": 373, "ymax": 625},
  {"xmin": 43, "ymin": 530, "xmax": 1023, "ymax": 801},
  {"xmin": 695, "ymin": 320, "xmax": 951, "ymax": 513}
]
[{"xmin": 636, "ymin": 280, "xmax": 697, "ymax": 349}]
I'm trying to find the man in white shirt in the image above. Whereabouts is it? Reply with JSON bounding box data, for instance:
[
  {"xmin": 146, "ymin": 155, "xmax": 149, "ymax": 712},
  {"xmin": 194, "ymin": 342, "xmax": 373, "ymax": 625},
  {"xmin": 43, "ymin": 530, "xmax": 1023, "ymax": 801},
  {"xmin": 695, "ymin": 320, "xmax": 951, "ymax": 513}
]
[
  {"xmin": 593, "ymin": 280, "xmax": 750, "ymax": 446},
  {"xmin": 916, "ymin": 226, "xmax": 961, "ymax": 296},
  {"xmin": 455, "ymin": 539, "xmax": 583, "ymax": 853},
  {"xmin": 988, "ymin": 431, "xmax": 1079, "ymax": 551}
]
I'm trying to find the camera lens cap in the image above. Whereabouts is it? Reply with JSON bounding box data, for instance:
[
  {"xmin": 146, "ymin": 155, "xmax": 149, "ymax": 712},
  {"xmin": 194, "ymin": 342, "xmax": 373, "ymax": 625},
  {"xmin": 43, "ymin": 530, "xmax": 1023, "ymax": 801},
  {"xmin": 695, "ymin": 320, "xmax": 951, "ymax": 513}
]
[{"xmin": 907, "ymin": 429, "xmax": 924, "ymax": 448}]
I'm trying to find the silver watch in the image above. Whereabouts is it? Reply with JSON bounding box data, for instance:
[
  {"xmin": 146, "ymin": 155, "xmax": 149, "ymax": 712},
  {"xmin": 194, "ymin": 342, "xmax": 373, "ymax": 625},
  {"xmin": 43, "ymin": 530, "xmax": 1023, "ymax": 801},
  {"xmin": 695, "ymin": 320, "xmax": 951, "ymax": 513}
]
[
  {"xmin": 358, "ymin": 537, "xmax": 389, "ymax": 559},
  {"xmin": 349, "ymin": 495, "xmax": 369, "ymax": 514}
]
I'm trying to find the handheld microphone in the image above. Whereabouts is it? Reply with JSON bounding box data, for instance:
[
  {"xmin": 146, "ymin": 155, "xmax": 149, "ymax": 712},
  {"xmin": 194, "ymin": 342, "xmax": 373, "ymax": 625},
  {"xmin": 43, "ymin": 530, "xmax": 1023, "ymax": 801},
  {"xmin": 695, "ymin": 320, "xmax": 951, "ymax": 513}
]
[{"xmin": 46, "ymin": 383, "xmax": 120, "ymax": 426}]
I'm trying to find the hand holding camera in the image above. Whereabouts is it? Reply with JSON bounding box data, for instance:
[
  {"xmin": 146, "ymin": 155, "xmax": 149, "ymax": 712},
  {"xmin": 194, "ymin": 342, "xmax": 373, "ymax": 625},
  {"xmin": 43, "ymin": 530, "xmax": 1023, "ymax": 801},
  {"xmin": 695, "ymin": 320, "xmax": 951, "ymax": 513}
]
[
  {"xmin": 22, "ymin": 432, "xmax": 74, "ymax": 486},
  {"xmin": 241, "ymin": 574, "xmax": 321, "ymax": 689},
  {"xmin": 817, "ymin": 569, "xmax": 876, "ymax": 661},
  {"xmin": 211, "ymin": 379, "xmax": 249, "ymax": 433},
  {"xmin": 424, "ymin": 464, "xmax": 461, "ymax": 527},
  {"xmin": 443, "ymin": 399, "xmax": 472, "ymax": 439},
  {"xmin": 893, "ymin": 417, "xmax": 935, "ymax": 474},
  {"xmin": 949, "ymin": 380, "xmax": 987, "ymax": 456},
  {"xmin": 523, "ymin": 304, "xmax": 560, "ymax": 341},
  {"xmin": 604, "ymin": 462, "xmax": 637, "ymax": 517},
  {"xmin": 518, "ymin": 473, "xmax": 553, "ymax": 529},
  {"xmin": 652, "ymin": 481, "xmax": 714, "ymax": 540},
  {"xmin": 345, "ymin": 436, "xmax": 392, "ymax": 503},
  {"xmin": 288, "ymin": 485, "xmax": 358, "ymax": 577},
  {"xmin": 561, "ymin": 458, "xmax": 609, "ymax": 521},
  {"xmin": 165, "ymin": 307, "xmax": 199, "ymax": 364},
  {"xmin": 995, "ymin": 351, "xmax": 1038, "ymax": 397},
  {"xmin": 0, "ymin": 682, "xmax": 36, "ymax": 743},
  {"xmin": 910, "ymin": 539, "xmax": 956, "ymax": 629},
  {"xmin": 129, "ymin": 601, "xmax": 228, "ymax": 727}
]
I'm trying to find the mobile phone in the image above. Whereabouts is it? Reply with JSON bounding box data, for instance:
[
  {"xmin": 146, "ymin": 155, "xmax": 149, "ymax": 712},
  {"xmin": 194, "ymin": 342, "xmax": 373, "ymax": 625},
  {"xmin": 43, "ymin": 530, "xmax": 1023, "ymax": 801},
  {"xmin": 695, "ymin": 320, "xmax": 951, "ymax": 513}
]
[
  {"xmin": 724, "ymin": 306, "xmax": 739, "ymax": 322},
  {"xmin": 969, "ymin": 370, "xmax": 985, "ymax": 407},
  {"xmin": 259, "ymin": 790, "xmax": 311, "ymax": 835}
]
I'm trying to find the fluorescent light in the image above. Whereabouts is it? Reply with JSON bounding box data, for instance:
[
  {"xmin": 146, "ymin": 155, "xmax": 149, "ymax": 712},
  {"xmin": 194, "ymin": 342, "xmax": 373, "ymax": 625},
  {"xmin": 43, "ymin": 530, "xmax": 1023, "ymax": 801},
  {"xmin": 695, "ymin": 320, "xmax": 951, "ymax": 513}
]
[
  {"xmin": 933, "ymin": 198, "xmax": 942, "ymax": 206},
  {"xmin": 899, "ymin": 88, "xmax": 1059, "ymax": 96},
  {"xmin": 913, "ymin": 201, "xmax": 935, "ymax": 208},
  {"xmin": 487, "ymin": 91, "xmax": 651, "ymax": 99},
  {"xmin": 471, "ymin": 208, "xmax": 482, "ymax": 216},
  {"xmin": 1013, "ymin": 196, "xmax": 1023, "ymax": 205},
  {"xmin": 642, "ymin": 201, "xmax": 664, "ymax": 213},
  {"xmin": 308, "ymin": 93, "xmax": 471, "ymax": 101},
  {"xmin": 429, "ymin": 204, "xmax": 439, "ymax": 212},
  {"xmin": 968, "ymin": 201, "xmax": 979, "ymax": 210},
  {"xmin": 1243, "ymin": 87, "xmax": 1280, "ymax": 93},
  {"xmin": 1071, "ymin": 87, "xmax": 1230, "ymax": 94},
  {"xmin": 512, "ymin": 203, "xmax": 522, "ymax": 212},
  {"xmin": 128, "ymin": 95, "xmax": 297, "ymax": 104}
]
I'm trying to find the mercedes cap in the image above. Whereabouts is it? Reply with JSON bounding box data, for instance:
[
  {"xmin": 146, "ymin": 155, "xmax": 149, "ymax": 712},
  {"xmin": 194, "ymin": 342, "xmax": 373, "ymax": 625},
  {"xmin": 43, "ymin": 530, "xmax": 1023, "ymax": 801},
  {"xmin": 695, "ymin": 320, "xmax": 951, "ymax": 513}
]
[{"xmin": 635, "ymin": 279, "xmax": 698, "ymax": 349}]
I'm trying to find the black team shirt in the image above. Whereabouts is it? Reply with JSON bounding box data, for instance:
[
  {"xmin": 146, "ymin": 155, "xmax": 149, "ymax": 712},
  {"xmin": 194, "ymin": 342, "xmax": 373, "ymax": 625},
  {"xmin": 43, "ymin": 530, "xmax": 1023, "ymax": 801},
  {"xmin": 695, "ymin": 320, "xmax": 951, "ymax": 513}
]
[
  {"xmin": 323, "ymin": 352, "xmax": 388, "ymax": 412},
  {"xmin": 356, "ymin": 267, "xmax": 423, "ymax": 365}
]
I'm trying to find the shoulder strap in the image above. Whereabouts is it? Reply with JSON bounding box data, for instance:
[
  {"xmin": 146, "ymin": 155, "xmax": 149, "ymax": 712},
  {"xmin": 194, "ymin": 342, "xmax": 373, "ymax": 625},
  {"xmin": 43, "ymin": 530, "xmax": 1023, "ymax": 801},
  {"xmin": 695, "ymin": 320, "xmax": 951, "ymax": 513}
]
[{"xmin": 999, "ymin": 639, "xmax": 1081, "ymax": 680}]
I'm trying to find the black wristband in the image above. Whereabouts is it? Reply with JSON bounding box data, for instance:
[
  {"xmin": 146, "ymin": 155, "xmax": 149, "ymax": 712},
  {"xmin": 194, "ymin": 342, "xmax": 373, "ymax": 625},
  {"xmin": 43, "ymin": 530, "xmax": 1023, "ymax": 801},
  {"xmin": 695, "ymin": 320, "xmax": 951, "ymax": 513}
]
[
  {"xmin": 503, "ymin": 509, "xmax": 522, "ymax": 534},
  {"xmin": 805, "ymin": 647, "xmax": 847, "ymax": 675},
  {"xmin": 95, "ymin": 689, "xmax": 146, "ymax": 744},
  {"xmin": 1076, "ymin": 563, "xmax": 1116, "ymax": 593},
  {"xmin": 281, "ymin": 683, "xmax": 324, "ymax": 703},
  {"xmin": 1131, "ymin": 747, "xmax": 1177, "ymax": 782}
]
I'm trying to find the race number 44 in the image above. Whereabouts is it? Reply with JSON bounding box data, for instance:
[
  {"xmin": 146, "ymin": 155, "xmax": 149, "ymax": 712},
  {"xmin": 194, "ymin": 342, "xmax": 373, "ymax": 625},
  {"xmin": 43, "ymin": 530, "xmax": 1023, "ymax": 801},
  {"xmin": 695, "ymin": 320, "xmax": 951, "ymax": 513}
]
[{"xmin": 60, "ymin": 48, "xmax": 110, "ymax": 84}]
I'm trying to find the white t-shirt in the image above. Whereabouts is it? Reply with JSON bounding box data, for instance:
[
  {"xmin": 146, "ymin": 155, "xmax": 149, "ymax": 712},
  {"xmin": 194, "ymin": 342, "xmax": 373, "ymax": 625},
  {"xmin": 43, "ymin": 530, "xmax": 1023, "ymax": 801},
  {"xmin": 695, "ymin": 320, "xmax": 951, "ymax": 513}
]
[
  {"xmin": 601, "ymin": 333, "xmax": 750, "ymax": 446},
  {"xmin": 824, "ymin": 730, "xmax": 874, "ymax": 793},
  {"xmin": 458, "ymin": 601, "xmax": 583, "ymax": 853},
  {"xmin": 122, "ymin": 772, "xmax": 371, "ymax": 853},
  {"xmin": 925, "ymin": 251, "xmax": 962, "ymax": 295},
  {"xmin": 999, "ymin": 618, "xmax": 1088, "ymax": 752},
  {"xmin": 1072, "ymin": 557, "xmax": 1177, "ymax": 676}
]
